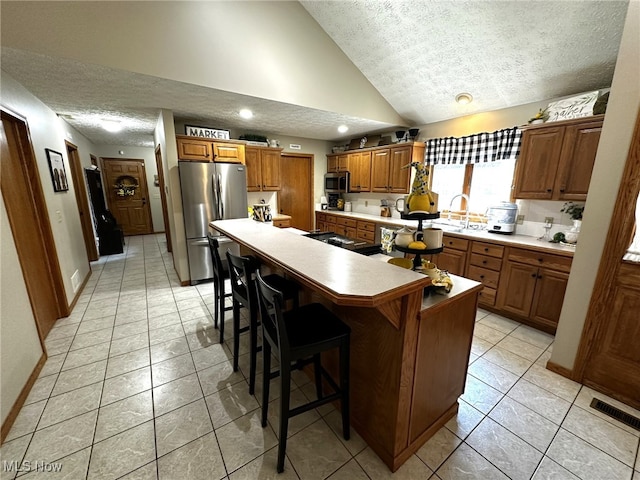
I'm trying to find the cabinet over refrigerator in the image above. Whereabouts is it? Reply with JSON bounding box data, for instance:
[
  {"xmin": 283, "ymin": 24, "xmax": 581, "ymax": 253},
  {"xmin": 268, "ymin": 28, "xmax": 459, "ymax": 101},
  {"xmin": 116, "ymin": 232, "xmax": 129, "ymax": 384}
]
[{"xmin": 179, "ymin": 161, "xmax": 248, "ymax": 284}]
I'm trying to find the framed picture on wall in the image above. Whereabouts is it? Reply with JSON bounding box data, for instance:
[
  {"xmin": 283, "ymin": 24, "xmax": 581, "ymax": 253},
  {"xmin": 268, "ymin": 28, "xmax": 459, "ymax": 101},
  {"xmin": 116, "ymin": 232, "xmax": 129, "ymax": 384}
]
[{"xmin": 46, "ymin": 148, "xmax": 69, "ymax": 192}]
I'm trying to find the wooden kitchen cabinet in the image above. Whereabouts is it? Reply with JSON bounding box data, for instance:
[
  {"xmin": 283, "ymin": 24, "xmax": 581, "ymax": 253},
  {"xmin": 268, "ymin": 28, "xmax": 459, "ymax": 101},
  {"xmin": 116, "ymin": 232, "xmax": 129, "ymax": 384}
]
[
  {"xmin": 176, "ymin": 136, "xmax": 246, "ymax": 164},
  {"xmin": 327, "ymin": 154, "xmax": 349, "ymax": 173},
  {"xmin": 429, "ymin": 235, "xmax": 468, "ymax": 276},
  {"xmin": 356, "ymin": 220, "xmax": 376, "ymax": 242},
  {"xmin": 176, "ymin": 137, "xmax": 213, "ymax": 161},
  {"xmin": 348, "ymin": 151, "xmax": 371, "ymax": 192},
  {"xmin": 497, "ymin": 247, "xmax": 572, "ymax": 333},
  {"xmin": 465, "ymin": 241, "xmax": 504, "ymax": 307},
  {"xmin": 246, "ymin": 146, "xmax": 281, "ymax": 192},
  {"xmin": 371, "ymin": 146, "xmax": 415, "ymax": 193},
  {"xmin": 514, "ymin": 115, "xmax": 603, "ymax": 201}
]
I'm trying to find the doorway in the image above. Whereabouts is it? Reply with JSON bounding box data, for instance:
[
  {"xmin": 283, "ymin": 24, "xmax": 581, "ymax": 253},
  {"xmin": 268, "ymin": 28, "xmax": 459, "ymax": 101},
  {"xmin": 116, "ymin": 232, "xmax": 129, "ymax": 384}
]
[
  {"xmin": 279, "ymin": 153, "xmax": 314, "ymax": 231},
  {"xmin": 1, "ymin": 109, "xmax": 68, "ymax": 340},
  {"xmin": 155, "ymin": 145, "xmax": 172, "ymax": 252},
  {"xmin": 101, "ymin": 158, "xmax": 154, "ymax": 235},
  {"xmin": 66, "ymin": 141, "xmax": 98, "ymax": 261}
]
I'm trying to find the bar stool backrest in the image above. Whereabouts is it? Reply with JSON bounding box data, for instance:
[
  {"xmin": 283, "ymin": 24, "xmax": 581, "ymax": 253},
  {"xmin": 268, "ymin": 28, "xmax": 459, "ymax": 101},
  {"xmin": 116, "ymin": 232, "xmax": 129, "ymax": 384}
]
[
  {"xmin": 256, "ymin": 271, "xmax": 290, "ymax": 356},
  {"xmin": 207, "ymin": 236, "xmax": 225, "ymax": 281},
  {"xmin": 226, "ymin": 251, "xmax": 258, "ymax": 308}
]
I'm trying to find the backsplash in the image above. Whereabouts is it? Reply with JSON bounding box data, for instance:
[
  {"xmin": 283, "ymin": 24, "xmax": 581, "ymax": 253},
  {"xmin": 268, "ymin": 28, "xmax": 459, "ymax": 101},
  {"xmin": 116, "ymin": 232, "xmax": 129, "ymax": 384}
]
[{"xmin": 342, "ymin": 193, "xmax": 580, "ymax": 239}]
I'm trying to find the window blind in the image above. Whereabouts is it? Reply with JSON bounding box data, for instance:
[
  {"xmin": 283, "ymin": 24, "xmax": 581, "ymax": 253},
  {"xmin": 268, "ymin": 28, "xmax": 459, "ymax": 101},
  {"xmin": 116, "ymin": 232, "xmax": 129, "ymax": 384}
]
[{"xmin": 425, "ymin": 127, "xmax": 522, "ymax": 165}]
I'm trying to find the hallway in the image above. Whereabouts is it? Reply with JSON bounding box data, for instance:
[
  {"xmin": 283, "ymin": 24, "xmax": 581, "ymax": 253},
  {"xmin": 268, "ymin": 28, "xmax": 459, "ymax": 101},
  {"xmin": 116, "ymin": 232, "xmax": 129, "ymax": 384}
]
[{"xmin": 1, "ymin": 234, "xmax": 639, "ymax": 479}]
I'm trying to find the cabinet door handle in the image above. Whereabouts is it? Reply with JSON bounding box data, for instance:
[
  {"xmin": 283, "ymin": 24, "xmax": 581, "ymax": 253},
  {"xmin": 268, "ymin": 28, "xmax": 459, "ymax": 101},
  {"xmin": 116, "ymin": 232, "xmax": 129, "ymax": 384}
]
[
  {"xmin": 559, "ymin": 188, "xmax": 565, "ymax": 193},
  {"xmin": 479, "ymin": 275, "xmax": 485, "ymax": 279},
  {"xmin": 482, "ymin": 260, "xmax": 487, "ymax": 264},
  {"xmin": 484, "ymin": 248, "xmax": 489, "ymax": 252},
  {"xmin": 537, "ymin": 275, "xmax": 543, "ymax": 279},
  {"xmin": 538, "ymin": 258, "xmax": 543, "ymax": 263},
  {"xmin": 546, "ymin": 189, "xmax": 552, "ymax": 193},
  {"xmin": 531, "ymin": 273, "xmax": 537, "ymax": 278}
]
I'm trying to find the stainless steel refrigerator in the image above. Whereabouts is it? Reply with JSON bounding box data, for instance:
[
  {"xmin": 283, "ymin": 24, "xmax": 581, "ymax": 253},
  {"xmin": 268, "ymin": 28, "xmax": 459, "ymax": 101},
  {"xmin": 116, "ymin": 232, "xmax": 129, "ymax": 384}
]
[{"xmin": 179, "ymin": 161, "xmax": 248, "ymax": 284}]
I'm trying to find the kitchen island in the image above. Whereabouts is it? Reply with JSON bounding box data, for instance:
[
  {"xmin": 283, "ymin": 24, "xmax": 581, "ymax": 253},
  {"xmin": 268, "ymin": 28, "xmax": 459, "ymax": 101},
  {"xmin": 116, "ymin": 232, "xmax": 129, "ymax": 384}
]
[{"xmin": 210, "ymin": 218, "xmax": 482, "ymax": 471}]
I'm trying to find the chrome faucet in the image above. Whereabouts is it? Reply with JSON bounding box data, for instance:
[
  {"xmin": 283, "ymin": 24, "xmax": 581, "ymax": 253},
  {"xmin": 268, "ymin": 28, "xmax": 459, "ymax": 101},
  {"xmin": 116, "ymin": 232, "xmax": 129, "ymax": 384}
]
[{"xmin": 448, "ymin": 193, "xmax": 470, "ymax": 229}]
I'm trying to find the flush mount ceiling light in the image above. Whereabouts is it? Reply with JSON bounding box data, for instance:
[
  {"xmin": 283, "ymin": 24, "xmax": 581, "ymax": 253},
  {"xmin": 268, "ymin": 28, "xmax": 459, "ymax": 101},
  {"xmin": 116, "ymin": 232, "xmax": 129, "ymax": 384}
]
[
  {"xmin": 338, "ymin": 125, "xmax": 349, "ymax": 133},
  {"xmin": 239, "ymin": 109, "xmax": 253, "ymax": 119},
  {"xmin": 455, "ymin": 93, "xmax": 473, "ymax": 105},
  {"xmin": 101, "ymin": 119, "xmax": 122, "ymax": 132}
]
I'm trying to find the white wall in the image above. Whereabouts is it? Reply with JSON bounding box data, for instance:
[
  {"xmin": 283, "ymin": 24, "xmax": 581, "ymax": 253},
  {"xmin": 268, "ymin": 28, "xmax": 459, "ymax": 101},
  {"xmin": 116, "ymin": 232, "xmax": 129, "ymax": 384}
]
[
  {"xmin": 552, "ymin": 0, "xmax": 640, "ymax": 370},
  {"xmin": 91, "ymin": 145, "xmax": 165, "ymax": 233},
  {"xmin": 0, "ymin": 196, "xmax": 44, "ymax": 425},
  {"xmin": 1, "ymin": 72, "xmax": 90, "ymax": 302}
]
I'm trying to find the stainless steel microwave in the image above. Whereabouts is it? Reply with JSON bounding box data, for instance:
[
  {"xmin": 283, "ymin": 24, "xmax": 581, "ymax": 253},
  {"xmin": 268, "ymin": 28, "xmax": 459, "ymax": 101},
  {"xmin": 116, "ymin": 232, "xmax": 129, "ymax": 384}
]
[{"xmin": 324, "ymin": 172, "xmax": 350, "ymax": 193}]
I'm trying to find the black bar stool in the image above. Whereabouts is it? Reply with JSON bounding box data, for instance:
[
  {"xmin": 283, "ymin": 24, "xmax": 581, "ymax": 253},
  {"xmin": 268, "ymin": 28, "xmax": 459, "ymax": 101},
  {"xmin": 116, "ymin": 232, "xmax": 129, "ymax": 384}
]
[
  {"xmin": 207, "ymin": 236, "xmax": 233, "ymax": 343},
  {"xmin": 226, "ymin": 251, "xmax": 299, "ymax": 395},
  {"xmin": 255, "ymin": 271, "xmax": 350, "ymax": 473}
]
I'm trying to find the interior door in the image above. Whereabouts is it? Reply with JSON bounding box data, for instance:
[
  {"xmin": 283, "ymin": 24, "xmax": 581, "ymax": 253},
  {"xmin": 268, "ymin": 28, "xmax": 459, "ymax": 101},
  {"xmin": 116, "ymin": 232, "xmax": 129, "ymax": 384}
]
[
  {"xmin": 66, "ymin": 141, "xmax": 98, "ymax": 261},
  {"xmin": 278, "ymin": 153, "xmax": 313, "ymax": 231},
  {"xmin": 1, "ymin": 109, "xmax": 68, "ymax": 339},
  {"xmin": 101, "ymin": 158, "xmax": 153, "ymax": 235},
  {"xmin": 576, "ymin": 110, "xmax": 640, "ymax": 409},
  {"xmin": 155, "ymin": 145, "xmax": 172, "ymax": 252}
]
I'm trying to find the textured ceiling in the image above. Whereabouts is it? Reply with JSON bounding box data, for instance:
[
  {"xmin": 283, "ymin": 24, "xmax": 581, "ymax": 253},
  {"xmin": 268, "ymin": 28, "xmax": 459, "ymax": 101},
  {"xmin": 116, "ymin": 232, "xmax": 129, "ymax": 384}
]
[{"xmin": 1, "ymin": 1, "xmax": 629, "ymax": 147}]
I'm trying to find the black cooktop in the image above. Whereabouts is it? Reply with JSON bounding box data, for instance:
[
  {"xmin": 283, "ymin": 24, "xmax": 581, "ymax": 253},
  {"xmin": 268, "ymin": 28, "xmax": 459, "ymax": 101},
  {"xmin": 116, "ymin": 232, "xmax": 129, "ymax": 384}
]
[{"xmin": 303, "ymin": 231, "xmax": 382, "ymax": 256}]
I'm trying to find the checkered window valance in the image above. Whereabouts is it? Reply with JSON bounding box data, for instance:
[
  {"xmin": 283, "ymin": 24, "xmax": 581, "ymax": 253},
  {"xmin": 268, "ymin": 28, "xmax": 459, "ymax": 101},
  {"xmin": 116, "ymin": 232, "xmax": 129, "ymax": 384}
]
[{"xmin": 425, "ymin": 127, "xmax": 522, "ymax": 165}]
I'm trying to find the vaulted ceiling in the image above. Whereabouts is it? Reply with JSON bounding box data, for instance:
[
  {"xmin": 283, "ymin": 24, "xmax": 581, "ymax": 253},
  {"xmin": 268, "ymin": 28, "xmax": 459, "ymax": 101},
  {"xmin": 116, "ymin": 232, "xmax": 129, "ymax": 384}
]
[{"xmin": 0, "ymin": 1, "xmax": 629, "ymax": 147}]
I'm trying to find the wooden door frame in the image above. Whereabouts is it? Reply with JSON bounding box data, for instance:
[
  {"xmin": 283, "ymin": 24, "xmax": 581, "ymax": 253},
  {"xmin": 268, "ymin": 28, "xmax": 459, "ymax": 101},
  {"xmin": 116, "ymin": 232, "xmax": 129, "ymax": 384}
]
[
  {"xmin": 65, "ymin": 140, "xmax": 98, "ymax": 261},
  {"xmin": 100, "ymin": 157, "xmax": 154, "ymax": 235},
  {"xmin": 1, "ymin": 108, "xmax": 69, "ymax": 327},
  {"xmin": 155, "ymin": 144, "xmax": 172, "ymax": 252},
  {"xmin": 569, "ymin": 109, "xmax": 640, "ymax": 393},
  {"xmin": 280, "ymin": 152, "xmax": 314, "ymax": 231}
]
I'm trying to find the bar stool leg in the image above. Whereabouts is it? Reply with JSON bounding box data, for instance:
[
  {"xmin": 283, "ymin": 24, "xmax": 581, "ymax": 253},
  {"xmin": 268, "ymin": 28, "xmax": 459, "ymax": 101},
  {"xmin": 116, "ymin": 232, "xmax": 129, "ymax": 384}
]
[
  {"xmin": 218, "ymin": 280, "xmax": 225, "ymax": 344},
  {"xmin": 248, "ymin": 306, "xmax": 259, "ymax": 395},
  {"xmin": 313, "ymin": 354, "xmax": 323, "ymax": 399},
  {"xmin": 213, "ymin": 280, "xmax": 219, "ymax": 330},
  {"xmin": 261, "ymin": 342, "xmax": 271, "ymax": 427},
  {"xmin": 277, "ymin": 362, "xmax": 291, "ymax": 473},
  {"xmin": 232, "ymin": 299, "xmax": 241, "ymax": 372},
  {"xmin": 340, "ymin": 340, "xmax": 350, "ymax": 440}
]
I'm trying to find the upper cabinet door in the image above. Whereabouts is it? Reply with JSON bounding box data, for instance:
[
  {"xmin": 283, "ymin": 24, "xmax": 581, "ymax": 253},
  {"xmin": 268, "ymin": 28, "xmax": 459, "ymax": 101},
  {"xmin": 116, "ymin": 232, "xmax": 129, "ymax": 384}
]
[
  {"xmin": 556, "ymin": 120, "xmax": 603, "ymax": 201},
  {"xmin": 371, "ymin": 149, "xmax": 391, "ymax": 192},
  {"xmin": 245, "ymin": 147, "xmax": 261, "ymax": 192},
  {"xmin": 176, "ymin": 137, "xmax": 213, "ymax": 161},
  {"xmin": 514, "ymin": 127, "xmax": 565, "ymax": 199},
  {"xmin": 388, "ymin": 146, "xmax": 412, "ymax": 193},
  {"xmin": 348, "ymin": 151, "xmax": 371, "ymax": 192},
  {"xmin": 213, "ymin": 142, "xmax": 245, "ymax": 164},
  {"xmin": 260, "ymin": 149, "xmax": 281, "ymax": 191}
]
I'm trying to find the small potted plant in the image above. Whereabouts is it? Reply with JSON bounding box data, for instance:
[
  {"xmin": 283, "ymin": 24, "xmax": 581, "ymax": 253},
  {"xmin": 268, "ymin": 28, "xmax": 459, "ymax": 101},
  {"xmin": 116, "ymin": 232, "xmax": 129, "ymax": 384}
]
[
  {"xmin": 529, "ymin": 108, "xmax": 548, "ymax": 124},
  {"xmin": 561, "ymin": 202, "xmax": 584, "ymax": 243}
]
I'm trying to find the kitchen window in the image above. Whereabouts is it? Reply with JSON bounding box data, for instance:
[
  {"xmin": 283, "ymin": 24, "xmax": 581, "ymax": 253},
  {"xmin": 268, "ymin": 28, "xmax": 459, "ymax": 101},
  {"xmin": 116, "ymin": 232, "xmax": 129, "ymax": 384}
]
[
  {"xmin": 426, "ymin": 127, "xmax": 521, "ymax": 220},
  {"xmin": 431, "ymin": 159, "xmax": 516, "ymax": 216}
]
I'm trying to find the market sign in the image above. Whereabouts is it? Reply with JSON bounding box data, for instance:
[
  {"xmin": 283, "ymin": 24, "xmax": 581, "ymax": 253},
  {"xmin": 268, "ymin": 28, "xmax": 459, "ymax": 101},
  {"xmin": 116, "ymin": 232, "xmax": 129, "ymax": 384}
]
[{"xmin": 185, "ymin": 125, "xmax": 230, "ymax": 140}]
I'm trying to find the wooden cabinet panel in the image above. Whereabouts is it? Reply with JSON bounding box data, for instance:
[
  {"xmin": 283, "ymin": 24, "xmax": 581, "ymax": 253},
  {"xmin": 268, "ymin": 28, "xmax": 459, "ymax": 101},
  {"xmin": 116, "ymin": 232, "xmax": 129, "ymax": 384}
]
[
  {"xmin": 326, "ymin": 215, "xmax": 337, "ymax": 224},
  {"xmin": 530, "ymin": 268, "xmax": 569, "ymax": 330},
  {"xmin": 327, "ymin": 154, "xmax": 348, "ymax": 172},
  {"xmin": 317, "ymin": 221, "xmax": 327, "ymax": 231},
  {"xmin": 337, "ymin": 217, "xmax": 357, "ymax": 228},
  {"xmin": 357, "ymin": 220, "xmax": 376, "ymax": 232},
  {"xmin": 467, "ymin": 265, "xmax": 500, "ymax": 289},
  {"xmin": 442, "ymin": 236, "xmax": 469, "ymax": 251},
  {"xmin": 213, "ymin": 142, "xmax": 245, "ymax": 164},
  {"xmin": 430, "ymin": 249, "xmax": 467, "ymax": 277},
  {"xmin": 556, "ymin": 120, "xmax": 602, "ymax": 200},
  {"xmin": 478, "ymin": 287, "xmax": 497, "ymax": 307},
  {"xmin": 348, "ymin": 151, "xmax": 371, "ymax": 192},
  {"xmin": 471, "ymin": 242, "xmax": 504, "ymax": 258},
  {"xmin": 507, "ymin": 248, "xmax": 572, "ymax": 273},
  {"xmin": 388, "ymin": 146, "xmax": 412, "ymax": 193},
  {"xmin": 514, "ymin": 116, "xmax": 603, "ymax": 201},
  {"xmin": 245, "ymin": 147, "xmax": 281, "ymax": 191},
  {"xmin": 497, "ymin": 261, "xmax": 538, "ymax": 318},
  {"xmin": 371, "ymin": 149, "xmax": 391, "ymax": 192},
  {"xmin": 470, "ymin": 253, "xmax": 502, "ymax": 271},
  {"xmin": 176, "ymin": 137, "xmax": 213, "ymax": 161}
]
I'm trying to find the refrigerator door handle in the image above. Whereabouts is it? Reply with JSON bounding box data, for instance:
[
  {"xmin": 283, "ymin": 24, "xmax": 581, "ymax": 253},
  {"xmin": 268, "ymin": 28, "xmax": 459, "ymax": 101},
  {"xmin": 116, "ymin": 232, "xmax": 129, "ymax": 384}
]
[
  {"xmin": 191, "ymin": 239, "xmax": 210, "ymax": 246},
  {"xmin": 211, "ymin": 173, "xmax": 221, "ymax": 219},
  {"xmin": 217, "ymin": 173, "xmax": 225, "ymax": 218}
]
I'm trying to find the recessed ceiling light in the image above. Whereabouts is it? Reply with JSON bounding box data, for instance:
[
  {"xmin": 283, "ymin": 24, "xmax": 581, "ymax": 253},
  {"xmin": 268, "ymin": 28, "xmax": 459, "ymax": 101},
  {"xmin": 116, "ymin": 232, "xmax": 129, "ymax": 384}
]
[
  {"xmin": 338, "ymin": 125, "xmax": 349, "ymax": 133},
  {"xmin": 101, "ymin": 119, "xmax": 122, "ymax": 132},
  {"xmin": 455, "ymin": 93, "xmax": 473, "ymax": 105},
  {"xmin": 239, "ymin": 109, "xmax": 253, "ymax": 119}
]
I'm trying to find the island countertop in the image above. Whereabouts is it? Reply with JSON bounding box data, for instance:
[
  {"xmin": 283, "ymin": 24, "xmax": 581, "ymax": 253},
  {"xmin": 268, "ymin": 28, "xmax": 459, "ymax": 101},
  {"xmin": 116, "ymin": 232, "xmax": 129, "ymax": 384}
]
[{"xmin": 210, "ymin": 218, "xmax": 432, "ymax": 307}]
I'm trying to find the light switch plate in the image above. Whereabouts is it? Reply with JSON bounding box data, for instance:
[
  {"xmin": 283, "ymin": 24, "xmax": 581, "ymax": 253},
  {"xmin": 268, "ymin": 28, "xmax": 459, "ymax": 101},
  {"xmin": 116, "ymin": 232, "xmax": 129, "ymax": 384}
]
[
  {"xmin": 544, "ymin": 217, "xmax": 554, "ymax": 224},
  {"xmin": 516, "ymin": 214, "xmax": 525, "ymax": 224}
]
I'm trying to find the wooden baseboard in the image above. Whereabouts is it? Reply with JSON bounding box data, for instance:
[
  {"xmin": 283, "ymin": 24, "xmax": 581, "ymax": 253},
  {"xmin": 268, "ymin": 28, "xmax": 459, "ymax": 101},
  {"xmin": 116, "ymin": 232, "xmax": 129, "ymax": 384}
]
[
  {"xmin": 546, "ymin": 360, "xmax": 579, "ymax": 381},
  {"xmin": 1, "ymin": 352, "xmax": 47, "ymax": 444},
  {"xmin": 68, "ymin": 267, "xmax": 92, "ymax": 313}
]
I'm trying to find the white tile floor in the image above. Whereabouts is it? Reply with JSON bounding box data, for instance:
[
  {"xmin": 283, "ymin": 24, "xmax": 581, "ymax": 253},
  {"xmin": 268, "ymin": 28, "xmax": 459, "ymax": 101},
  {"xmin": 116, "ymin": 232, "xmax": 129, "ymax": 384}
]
[{"xmin": 2, "ymin": 234, "xmax": 640, "ymax": 480}]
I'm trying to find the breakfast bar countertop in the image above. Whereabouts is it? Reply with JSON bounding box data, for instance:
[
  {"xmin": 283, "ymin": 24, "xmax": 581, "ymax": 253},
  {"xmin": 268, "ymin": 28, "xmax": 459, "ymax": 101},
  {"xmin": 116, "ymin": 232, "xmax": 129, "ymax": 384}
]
[{"xmin": 210, "ymin": 218, "xmax": 431, "ymax": 306}]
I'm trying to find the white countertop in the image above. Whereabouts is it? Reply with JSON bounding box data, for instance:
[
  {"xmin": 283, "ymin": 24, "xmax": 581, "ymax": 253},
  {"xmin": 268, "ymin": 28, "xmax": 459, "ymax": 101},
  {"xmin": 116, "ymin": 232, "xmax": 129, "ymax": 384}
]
[
  {"xmin": 319, "ymin": 210, "xmax": 576, "ymax": 257},
  {"xmin": 211, "ymin": 218, "xmax": 431, "ymax": 302}
]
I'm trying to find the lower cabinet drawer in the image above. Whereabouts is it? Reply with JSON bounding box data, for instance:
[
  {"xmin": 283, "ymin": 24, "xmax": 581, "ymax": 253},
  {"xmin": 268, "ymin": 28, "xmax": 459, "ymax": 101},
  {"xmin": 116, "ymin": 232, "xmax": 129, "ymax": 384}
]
[
  {"xmin": 357, "ymin": 221, "xmax": 376, "ymax": 232},
  {"xmin": 326, "ymin": 215, "xmax": 337, "ymax": 224},
  {"xmin": 470, "ymin": 253, "xmax": 502, "ymax": 271},
  {"xmin": 273, "ymin": 219, "xmax": 290, "ymax": 228},
  {"xmin": 478, "ymin": 287, "xmax": 497, "ymax": 306},
  {"xmin": 357, "ymin": 229, "xmax": 375, "ymax": 242},
  {"xmin": 443, "ymin": 235, "xmax": 469, "ymax": 251},
  {"xmin": 337, "ymin": 217, "xmax": 357, "ymax": 228},
  {"xmin": 467, "ymin": 265, "xmax": 500, "ymax": 289}
]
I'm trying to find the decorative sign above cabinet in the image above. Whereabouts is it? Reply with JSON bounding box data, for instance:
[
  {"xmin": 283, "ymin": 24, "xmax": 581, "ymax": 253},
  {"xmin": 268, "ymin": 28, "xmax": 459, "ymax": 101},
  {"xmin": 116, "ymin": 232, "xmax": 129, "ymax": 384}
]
[
  {"xmin": 185, "ymin": 125, "xmax": 230, "ymax": 140},
  {"xmin": 545, "ymin": 91, "xmax": 599, "ymax": 122}
]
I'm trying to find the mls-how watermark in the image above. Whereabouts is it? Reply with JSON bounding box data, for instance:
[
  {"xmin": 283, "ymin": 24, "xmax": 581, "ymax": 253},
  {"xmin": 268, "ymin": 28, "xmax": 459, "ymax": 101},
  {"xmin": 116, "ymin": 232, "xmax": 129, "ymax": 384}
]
[{"xmin": 3, "ymin": 460, "xmax": 63, "ymax": 473}]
